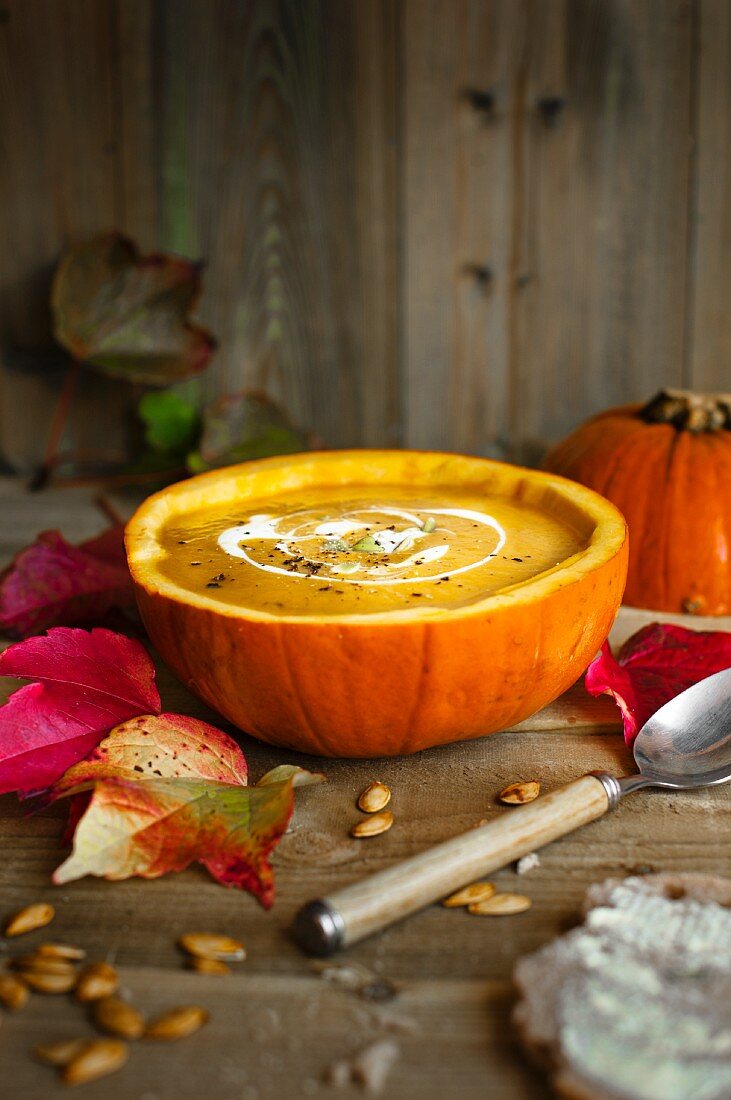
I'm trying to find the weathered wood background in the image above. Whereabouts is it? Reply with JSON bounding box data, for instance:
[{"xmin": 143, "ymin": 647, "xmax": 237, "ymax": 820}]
[{"xmin": 0, "ymin": 0, "xmax": 729, "ymax": 470}]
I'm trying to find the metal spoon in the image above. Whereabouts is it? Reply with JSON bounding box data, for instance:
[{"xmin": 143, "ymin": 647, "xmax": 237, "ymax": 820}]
[{"xmin": 294, "ymin": 667, "xmax": 731, "ymax": 956}]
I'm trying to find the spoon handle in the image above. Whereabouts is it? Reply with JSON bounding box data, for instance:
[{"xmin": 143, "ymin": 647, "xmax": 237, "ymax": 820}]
[{"xmin": 294, "ymin": 773, "xmax": 614, "ymax": 955}]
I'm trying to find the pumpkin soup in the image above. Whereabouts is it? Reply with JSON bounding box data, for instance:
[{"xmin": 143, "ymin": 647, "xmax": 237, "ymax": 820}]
[{"xmin": 159, "ymin": 487, "xmax": 587, "ymax": 616}]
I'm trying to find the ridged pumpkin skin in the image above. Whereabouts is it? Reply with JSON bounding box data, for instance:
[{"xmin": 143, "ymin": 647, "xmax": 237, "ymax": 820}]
[
  {"xmin": 544, "ymin": 395, "xmax": 731, "ymax": 616},
  {"xmin": 126, "ymin": 451, "xmax": 628, "ymax": 758}
]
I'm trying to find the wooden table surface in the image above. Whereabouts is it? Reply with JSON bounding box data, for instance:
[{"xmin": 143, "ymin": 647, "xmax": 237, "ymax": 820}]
[{"xmin": 0, "ymin": 479, "xmax": 729, "ymax": 1100}]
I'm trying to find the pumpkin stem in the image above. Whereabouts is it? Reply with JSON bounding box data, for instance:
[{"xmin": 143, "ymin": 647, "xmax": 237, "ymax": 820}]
[{"xmin": 640, "ymin": 389, "xmax": 731, "ymax": 433}]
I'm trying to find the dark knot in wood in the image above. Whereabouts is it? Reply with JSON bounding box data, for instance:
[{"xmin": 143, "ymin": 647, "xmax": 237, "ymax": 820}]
[
  {"xmin": 462, "ymin": 264, "xmax": 493, "ymax": 292},
  {"xmin": 463, "ymin": 88, "xmax": 496, "ymax": 119},
  {"xmin": 537, "ymin": 95, "xmax": 566, "ymax": 127}
]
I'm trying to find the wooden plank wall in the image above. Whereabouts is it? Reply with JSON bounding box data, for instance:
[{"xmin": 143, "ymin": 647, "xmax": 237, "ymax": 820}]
[{"xmin": 0, "ymin": 0, "xmax": 728, "ymax": 472}]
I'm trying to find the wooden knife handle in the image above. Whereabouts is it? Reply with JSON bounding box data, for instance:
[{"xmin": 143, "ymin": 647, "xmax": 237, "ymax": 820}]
[{"xmin": 293, "ymin": 774, "xmax": 612, "ymax": 955}]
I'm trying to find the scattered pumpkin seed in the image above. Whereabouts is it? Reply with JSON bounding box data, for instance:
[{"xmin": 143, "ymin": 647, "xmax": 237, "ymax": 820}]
[
  {"xmin": 93, "ymin": 997, "xmax": 145, "ymax": 1040},
  {"xmin": 13, "ymin": 953, "xmax": 78, "ymax": 977},
  {"xmin": 34, "ymin": 1038, "xmax": 89, "ymax": 1067},
  {"xmin": 75, "ymin": 962, "xmax": 119, "ymax": 1003},
  {"xmin": 0, "ymin": 972, "xmax": 29, "ymax": 1011},
  {"xmin": 498, "ymin": 781, "xmax": 540, "ymax": 805},
  {"xmin": 441, "ymin": 882, "xmax": 496, "ymax": 908},
  {"xmin": 187, "ymin": 957, "xmax": 230, "ymax": 976},
  {"xmin": 178, "ymin": 932, "xmax": 246, "ymax": 962},
  {"xmin": 23, "ymin": 970, "xmax": 78, "ymax": 994},
  {"xmin": 145, "ymin": 1004, "xmax": 209, "ymax": 1041},
  {"xmin": 468, "ymin": 893, "xmax": 532, "ymax": 916},
  {"xmin": 422, "ymin": 517, "xmax": 437, "ymax": 533},
  {"xmin": 357, "ymin": 782, "xmax": 391, "ymax": 814},
  {"xmin": 350, "ymin": 811, "xmax": 394, "ymax": 838},
  {"xmin": 4, "ymin": 902, "xmax": 55, "ymax": 937},
  {"xmin": 37, "ymin": 942, "xmax": 86, "ymax": 961},
  {"xmin": 63, "ymin": 1038, "xmax": 129, "ymax": 1085}
]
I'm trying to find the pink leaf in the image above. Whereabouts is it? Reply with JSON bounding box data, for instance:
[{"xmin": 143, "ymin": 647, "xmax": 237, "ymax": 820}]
[
  {"xmin": 0, "ymin": 528, "xmax": 134, "ymax": 639},
  {"xmin": 585, "ymin": 623, "xmax": 731, "ymax": 744},
  {"xmin": 0, "ymin": 627, "xmax": 160, "ymax": 795}
]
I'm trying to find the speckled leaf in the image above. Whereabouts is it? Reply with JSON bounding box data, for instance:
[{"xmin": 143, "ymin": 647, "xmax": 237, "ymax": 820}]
[
  {"xmin": 0, "ymin": 527, "xmax": 133, "ymax": 639},
  {"xmin": 585, "ymin": 623, "xmax": 731, "ymax": 743},
  {"xmin": 53, "ymin": 713, "xmax": 248, "ymax": 795},
  {"xmin": 52, "ymin": 234, "xmax": 216, "ymax": 384},
  {"xmin": 53, "ymin": 773, "xmax": 308, "ymax": 906},
  {"xmin": 187, "ymin": 391, "xmax": 307, "ymax": 473},
  {"xmin": 0, "ymin": 628, "xmax": 160, "ymax": 795}
]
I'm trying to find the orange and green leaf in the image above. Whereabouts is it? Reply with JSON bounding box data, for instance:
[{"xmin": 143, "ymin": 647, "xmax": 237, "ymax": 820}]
[
  {"xmin": 52, "ymin": 776, "xmax": 301, "ymax": 905},
  {"xmin": 51, "ymin": 714, "xmax": 323, "ymax": 905}
]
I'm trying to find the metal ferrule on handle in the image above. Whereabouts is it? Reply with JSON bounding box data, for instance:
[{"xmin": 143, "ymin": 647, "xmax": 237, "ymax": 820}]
[{"xmin": 294, "ymin": 772, "xmax": 617, "ymax": 956}]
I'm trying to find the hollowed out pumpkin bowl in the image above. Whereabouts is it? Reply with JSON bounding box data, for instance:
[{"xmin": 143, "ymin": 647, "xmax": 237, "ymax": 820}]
[{"xmin": 125, "ymin": 450, "xmax": 628, "ymax": 758}]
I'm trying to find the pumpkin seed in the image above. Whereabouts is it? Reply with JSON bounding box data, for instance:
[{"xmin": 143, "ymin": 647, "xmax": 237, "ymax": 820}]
[
  {"xmin": 468, "ymin": 893, "xmax": 532, "ymax": 916},
  {"xmin": 37, "ymin": 942, "xmax": 86, "ymax": 961},
  {"xmin": 352, "ymin": 535, "xmax": 384, "ymax": 554},
  {"xmin": 331, "ymin": 561, "xmax": 361, "ymax": 575},
  {"xmin": 441, "ymin": 882, "xmax": 496, "ymax": 908},
  {"xmin": 63, "ymin": 1039, "xmax": 128, "ymax": 1085},
  {"xmin": 13, "ymin": 953, "xmax": 77, "ymax": 976},
  {"xmin": 34, "ymin": 1038, "xmax": 88, "ymax": 1067},
  {"xmin": 23, "ymin": 970, "xmax": 78, "ymax": 994},
  {"xmin": 188, "ymin": 957, "xmax": 230, "ymax": 976},
  {"xmin": 178, "ymin": 932, "xmax": 245, "ymax": 962},
  {"xmin": 422, "ymin": 517, "xmax": 437, "ymax": 533},
  {"xmin": 4, "ymin": 902, "xmax": 55, "ymax": 937},
  {"xmin": 145, "ymin": 1004, "xmax": 209, "ymax": 1041},
  {"xmin": 350, "ymin": 811, "xmax": 394, "ymax": 838},
  {"xmin": 357, "ymin": 782, "xmax": 391, "ymax": 814},
  {"xmin": 75, "ymin": 962, "xmax": 119, "ymax": 1002},
  {"xmin": 498, "ymin": 781, "xmax": 540, "ymax": 805},
  {"xmin": 93, "ymin": 997, "xmax": 145, "ymax": 1040},
  {"xmin": 0, "ymin": 972, "xmax": 29, "ymax": 1011}
]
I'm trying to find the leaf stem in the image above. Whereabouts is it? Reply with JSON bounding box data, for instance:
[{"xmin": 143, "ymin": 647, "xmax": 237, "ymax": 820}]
[
  {"xmin": 30, "ymin": 357, "xmax": 82, "ymax": 490},
  {"xmin": 93, "ymin": 494, "xmax": 127, "ymax": 528}
]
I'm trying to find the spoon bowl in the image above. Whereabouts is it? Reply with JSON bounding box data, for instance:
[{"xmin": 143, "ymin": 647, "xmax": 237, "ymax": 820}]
[{"xmin": 632, "ymin": 667, "xmax": 731, "ymax": 789}]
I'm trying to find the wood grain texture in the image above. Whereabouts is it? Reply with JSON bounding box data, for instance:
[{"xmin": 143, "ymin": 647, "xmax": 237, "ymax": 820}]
[
  {"xmin": 687, "ymin": 0, "xmax": 731, "ymax": 391},
  {"xmin": 0, "ymin": 2, "xmax": 729, "ymax": 464},
  {"xmin": 402, "ymin": 0, "xmax": 525, "ymax": 454},
  {"xmin": 149, "ymin": 0, "xmax": 401, "ymax": 448},
  {"xmin": 512, "ymin": 0, "xmax": 695, "ymax": 462},
  {"xmin": 0, "ymin": 0, "xmax": 132, "ymax": 472},
  {"xmin": 0, "ymin": 480, "xmax": 728, "ymax": 1098}
]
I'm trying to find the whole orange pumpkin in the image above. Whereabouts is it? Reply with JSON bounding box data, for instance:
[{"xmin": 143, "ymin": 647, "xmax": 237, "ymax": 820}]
[{"xmin": 543, "ymin": 389, "xmax": 731, "ymax": 616}]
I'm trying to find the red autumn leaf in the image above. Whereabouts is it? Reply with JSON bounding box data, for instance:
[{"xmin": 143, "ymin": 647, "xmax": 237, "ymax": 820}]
[
  {"xmin": 585, "ymin": 623, "xmax": 731, "ymax": 744},
  {"xmin": 0, "ymin": 627, "xmax": 160, "ymax": 795},
  {"xmin": 0, "ymin": 526, "xmax": 134, "ymax": 639},
  {"xmin": 51, "ymin": 714, "xmax": 322, "ymax": 905}
]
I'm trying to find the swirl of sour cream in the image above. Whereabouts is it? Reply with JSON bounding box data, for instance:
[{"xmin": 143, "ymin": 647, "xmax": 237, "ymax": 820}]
[
  {"xmin": 214, "ymin": 506, "xmax": 505, "ymax": 589},
  {"xmin": 216, "ymin": 505, "xmax": 506, "ymax": 586}
]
